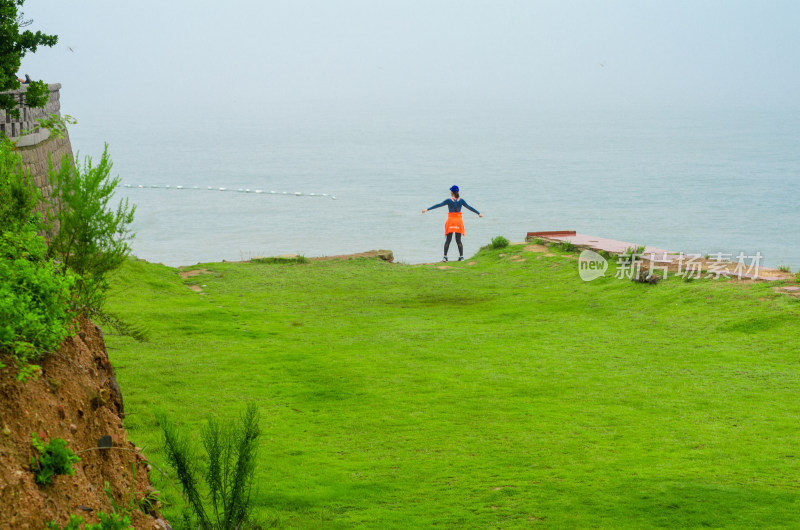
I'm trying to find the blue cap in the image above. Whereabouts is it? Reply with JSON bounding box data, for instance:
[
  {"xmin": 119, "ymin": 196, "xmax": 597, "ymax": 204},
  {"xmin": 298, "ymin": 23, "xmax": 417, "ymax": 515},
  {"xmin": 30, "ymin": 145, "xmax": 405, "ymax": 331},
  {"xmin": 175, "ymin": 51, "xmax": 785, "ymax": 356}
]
[{"xmin": 449, "ymin": 185, "xmax": 459, "ymax": 192}]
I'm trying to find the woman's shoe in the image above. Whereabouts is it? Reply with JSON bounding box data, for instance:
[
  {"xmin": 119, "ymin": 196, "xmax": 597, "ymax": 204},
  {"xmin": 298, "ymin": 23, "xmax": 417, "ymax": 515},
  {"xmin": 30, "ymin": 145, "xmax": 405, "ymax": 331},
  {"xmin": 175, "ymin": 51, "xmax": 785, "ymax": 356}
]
[
  {"xmin": 458, "ymin": 257, "xmax": 465, "ymax": 261},
  {"xmin": 441, "ymin": 257, "xmax": 449, "ymax": 262}
]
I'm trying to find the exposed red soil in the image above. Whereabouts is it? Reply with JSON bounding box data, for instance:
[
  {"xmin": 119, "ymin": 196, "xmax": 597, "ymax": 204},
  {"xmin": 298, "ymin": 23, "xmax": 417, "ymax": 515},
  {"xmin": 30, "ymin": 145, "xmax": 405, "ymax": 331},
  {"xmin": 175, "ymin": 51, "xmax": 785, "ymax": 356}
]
[{"xmin": 0, "ymin": 318, "xmax": 166, "ymax": 529}]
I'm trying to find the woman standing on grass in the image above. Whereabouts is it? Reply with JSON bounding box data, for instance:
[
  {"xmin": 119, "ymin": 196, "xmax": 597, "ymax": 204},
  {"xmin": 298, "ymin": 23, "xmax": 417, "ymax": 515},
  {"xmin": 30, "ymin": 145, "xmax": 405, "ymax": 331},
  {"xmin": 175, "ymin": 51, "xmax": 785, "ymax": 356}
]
[{"xmin": 422, "ymin": 185, "xmax": 482, "ymax": 262}]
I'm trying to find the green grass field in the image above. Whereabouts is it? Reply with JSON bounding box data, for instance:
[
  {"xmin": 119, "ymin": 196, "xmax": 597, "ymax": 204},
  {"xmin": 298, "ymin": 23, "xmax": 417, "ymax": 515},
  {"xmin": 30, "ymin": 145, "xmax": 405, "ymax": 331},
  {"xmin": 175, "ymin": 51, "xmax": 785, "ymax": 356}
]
[{"xmin": 105, "ymin": 244, "xmax": 800, "ymax": 528}]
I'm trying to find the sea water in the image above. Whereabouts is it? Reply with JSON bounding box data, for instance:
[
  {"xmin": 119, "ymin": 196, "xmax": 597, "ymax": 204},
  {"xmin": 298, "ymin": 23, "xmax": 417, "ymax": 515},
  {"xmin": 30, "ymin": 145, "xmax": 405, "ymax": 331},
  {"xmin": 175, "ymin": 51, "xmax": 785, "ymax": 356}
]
[{"xmin": 66, "ymin": 107, "xmax": 800, "ymax": 269}]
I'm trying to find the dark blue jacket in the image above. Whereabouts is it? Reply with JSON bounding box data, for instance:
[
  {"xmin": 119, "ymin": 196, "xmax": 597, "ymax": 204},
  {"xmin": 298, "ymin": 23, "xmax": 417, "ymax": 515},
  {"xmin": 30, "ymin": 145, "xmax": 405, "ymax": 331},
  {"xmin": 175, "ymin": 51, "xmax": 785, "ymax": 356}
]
[{"xmin": 427, "ymin": 198, "xmax": 480, "ymax": 215}]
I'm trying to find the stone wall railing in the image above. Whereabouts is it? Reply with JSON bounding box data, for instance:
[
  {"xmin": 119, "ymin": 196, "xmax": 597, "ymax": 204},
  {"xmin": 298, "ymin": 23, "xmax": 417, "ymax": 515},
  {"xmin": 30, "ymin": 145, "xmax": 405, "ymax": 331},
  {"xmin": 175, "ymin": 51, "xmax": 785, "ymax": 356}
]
[{"xmin": 0, "ymin": 83, "xmax": 62, "ymax": 144}]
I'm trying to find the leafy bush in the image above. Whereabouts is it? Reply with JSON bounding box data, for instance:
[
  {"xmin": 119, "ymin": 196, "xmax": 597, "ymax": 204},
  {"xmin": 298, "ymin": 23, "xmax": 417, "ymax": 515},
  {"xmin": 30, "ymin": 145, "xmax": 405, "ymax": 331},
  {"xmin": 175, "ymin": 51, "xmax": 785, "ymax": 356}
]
[
  {"xmin": 0, "ymin": 140, "xmax": 75, "ymax": 378},
  {"xmin": 157, "ymin": 404, "xmax": 262, "ymax": 529},
  {"xmin": 46, "ymin": 513, "xmax": 132, "ymax": 530},
  {"xmin": 22, "ymin": 113, "xmax": 77, "ymax": 140},
  {"xmin": 46, "ymin": 515, "xmax": 84, "ymax": 530},
  {"xmin": 88, "ymin": 512, "xmax": 133, "ymax": 530},
  {"xmin": 0, "ymin": 233, "xmax": 75, "ymax": 375},
  {"xmin": 30, "ymin": 433, "xmax": 81, "ymax": 486},
  {"xmin": 491, "ymin": 235, "xmax": 510, "ymax": 249},
  {"xmin": 556, "ymin": 240, "xmax": 577, "ymax": 252},
  {"xmin": 618, "ymin": 245, "xmax": 646, "ymax": 262},
  {"xmin": 0, "ymin": 0, "xmax": 58, "ymax": 118},
  {"xmin": 47, "ymin": 144, "xmax": 135, "ymax": 314}
]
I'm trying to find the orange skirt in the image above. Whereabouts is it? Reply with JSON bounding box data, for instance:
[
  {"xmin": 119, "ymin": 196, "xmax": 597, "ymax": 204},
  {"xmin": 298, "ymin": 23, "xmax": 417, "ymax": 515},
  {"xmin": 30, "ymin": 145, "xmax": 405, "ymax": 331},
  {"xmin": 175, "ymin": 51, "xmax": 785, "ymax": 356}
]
[{"xmin": 445, "ymin": 212, "xmax": 465, "ymax": 235}]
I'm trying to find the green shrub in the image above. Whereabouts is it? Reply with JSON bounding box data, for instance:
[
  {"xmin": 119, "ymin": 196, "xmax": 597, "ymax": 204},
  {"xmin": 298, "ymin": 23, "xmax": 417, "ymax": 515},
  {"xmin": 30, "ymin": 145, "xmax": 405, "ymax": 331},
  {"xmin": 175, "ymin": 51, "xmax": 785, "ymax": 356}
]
[
  {"xmin": 556, "ymin": 240, "xmax": 577, "ymax": 252},
  {"xmin": 47, "ymin": 144, "xmax": 135, "ymax": 314},
  {"xmin": 0, "ymin": 141, "xmax": 76, "ymax": 379},
  {"xmin": 157, "ymin": 404, "xmax": 261, "ymax": 529},
  {"xmin": 0, "ymin": 141, "xmax": 43, "ymax": 232},
  {"xmin": 491, "ymin": 235, "xmax": 510, "ymax": 249},
  {"xmin": 46, "ymin": 515, "xmax": 85, "ymax": 530},
  {"xmin": 87, "ymin": 512, "xmax": 133, "ymax": 530},
  {"xmin": 0, "ymin": 231, "xmax": 75, "ymax": 368},
  {"xmin": 30, "ymin": 433, "xmax": 81, "ymax": 486},
  {"xmin": 46, "ymin": 513, "xmax": 132, "ymax": 530},
  {"xmin": 618, "ymin": 245, "xmax": 646, "ymax": 262}
]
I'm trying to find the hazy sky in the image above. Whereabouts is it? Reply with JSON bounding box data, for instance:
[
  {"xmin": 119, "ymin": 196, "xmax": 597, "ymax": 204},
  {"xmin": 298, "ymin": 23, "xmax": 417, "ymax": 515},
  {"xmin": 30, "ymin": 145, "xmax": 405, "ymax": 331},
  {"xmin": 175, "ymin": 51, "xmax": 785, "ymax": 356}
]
[{"xmin": 19, "ymin": 0, "xmax": 800, "ymax": 121}]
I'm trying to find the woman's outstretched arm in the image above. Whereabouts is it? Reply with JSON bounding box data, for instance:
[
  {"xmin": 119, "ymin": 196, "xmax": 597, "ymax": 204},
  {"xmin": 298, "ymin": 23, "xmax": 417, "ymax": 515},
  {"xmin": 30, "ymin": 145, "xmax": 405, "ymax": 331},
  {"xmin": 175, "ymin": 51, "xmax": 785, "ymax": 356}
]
[
  {"xmin": 422, "ymin": 199, "xmax": 449, "ymax": 213},
  {"xmin": 461, "ymin": 199, "xmax": 482, "ymax": 216}
]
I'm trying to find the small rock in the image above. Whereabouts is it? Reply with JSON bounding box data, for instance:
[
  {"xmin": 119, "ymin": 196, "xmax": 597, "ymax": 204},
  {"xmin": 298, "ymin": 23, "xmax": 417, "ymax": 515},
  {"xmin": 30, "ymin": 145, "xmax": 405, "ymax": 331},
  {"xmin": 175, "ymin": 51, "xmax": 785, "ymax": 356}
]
[
  {"xmin": 154, "ymin": 519, "xmax": 173, "ymax": 530},
  {"xmin": 47, "ymin": 377, "xmax": 63, "ymax": 393},
  {"xmin": 69, "ymin": 424, "xmax": 78, "ymax": 434},
  {"xmin": 2, "ymin": 425, "xmax": 10, "ymax": 436}
]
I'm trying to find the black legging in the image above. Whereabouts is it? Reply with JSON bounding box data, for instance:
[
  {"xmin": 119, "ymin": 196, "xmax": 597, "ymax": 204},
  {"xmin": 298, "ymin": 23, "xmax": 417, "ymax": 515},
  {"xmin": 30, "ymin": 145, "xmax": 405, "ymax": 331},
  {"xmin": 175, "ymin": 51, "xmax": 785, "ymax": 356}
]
[{"xmin": 444, "ymin": 232, "xmax": 463, "ymax": 257}]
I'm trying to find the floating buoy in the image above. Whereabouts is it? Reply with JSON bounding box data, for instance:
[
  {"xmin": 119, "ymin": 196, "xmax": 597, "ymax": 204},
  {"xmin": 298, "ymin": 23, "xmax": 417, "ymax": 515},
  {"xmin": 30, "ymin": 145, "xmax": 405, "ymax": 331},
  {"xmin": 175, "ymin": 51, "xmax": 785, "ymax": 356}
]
[{"xmin": 124, "ymin": 184, "xmax": 338, "ymax": 200}]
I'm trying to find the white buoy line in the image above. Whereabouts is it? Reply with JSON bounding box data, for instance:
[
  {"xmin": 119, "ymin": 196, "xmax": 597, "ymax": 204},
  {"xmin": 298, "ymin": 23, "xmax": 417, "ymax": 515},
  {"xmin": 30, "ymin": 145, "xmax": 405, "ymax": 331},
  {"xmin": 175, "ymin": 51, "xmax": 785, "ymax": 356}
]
[{"xmin": 123, "ymin": 183, "xmax": 336, "ymax": 200}]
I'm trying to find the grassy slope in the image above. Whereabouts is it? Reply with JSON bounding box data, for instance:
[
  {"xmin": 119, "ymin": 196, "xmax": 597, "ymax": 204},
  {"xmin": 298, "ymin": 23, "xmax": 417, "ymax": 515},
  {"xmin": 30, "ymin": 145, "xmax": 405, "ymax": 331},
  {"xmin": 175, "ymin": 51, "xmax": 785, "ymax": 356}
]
[{"xmin": 105, "ymin": 245, "xmax": 800, "ymax": 528}]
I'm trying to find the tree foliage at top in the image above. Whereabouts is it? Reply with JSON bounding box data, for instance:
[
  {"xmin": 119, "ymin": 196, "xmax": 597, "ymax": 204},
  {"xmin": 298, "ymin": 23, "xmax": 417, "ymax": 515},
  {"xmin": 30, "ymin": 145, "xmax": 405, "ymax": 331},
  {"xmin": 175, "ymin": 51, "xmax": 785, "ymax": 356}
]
[{"xmin": 0, "ymin": 0, "xmax": 58, "ymax": 119}]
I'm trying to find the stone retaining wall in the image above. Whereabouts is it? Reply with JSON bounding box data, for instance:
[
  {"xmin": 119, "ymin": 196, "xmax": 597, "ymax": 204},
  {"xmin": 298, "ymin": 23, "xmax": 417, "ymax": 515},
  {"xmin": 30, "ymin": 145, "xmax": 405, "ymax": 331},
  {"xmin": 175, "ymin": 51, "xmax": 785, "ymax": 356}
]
[
  {"xmin": 1, "ymin": 83, "xmax": 73, "ymax": 230},
  {"xmin": 17, "ymin": 131, "xmax": 74, "ymax": 222}
]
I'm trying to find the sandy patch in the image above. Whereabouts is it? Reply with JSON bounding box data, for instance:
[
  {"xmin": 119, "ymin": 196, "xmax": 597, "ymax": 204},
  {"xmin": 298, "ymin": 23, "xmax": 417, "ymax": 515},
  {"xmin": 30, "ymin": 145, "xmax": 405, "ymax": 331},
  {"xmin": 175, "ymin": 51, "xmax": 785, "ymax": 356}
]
[
  {"xmin": 178, "ymin": 268, "xmax": 213, "ymax": 279},
  {"xmin": 523, "ymin": 244, "xmax": 555, "ymax": 255}
]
